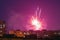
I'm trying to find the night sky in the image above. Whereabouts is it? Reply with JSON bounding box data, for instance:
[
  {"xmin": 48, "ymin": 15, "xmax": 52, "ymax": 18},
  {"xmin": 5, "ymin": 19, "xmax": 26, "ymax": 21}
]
[{"xmin": 0, "ymin": 0, "xmax": 60, "ymax": 31}]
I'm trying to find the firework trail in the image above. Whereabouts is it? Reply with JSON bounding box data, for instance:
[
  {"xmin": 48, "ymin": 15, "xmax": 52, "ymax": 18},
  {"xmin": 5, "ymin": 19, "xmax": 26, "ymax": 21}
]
[
  {"xmin": 30, "ymin": 6, "xmax": 42, "ymax": 30},
  {"xmin": 27, "ymin": 6, "xmax": 47, "ymax": 31}
]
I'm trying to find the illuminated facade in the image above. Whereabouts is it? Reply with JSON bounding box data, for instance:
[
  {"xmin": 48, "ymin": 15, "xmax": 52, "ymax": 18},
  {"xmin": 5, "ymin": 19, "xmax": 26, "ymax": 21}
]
[
  {"xmin": 0, "ymin": 20, "xmax": 6, "ymax": 37},
  {"xmin": 9, "ymin": 30, "xmax": 15, "ymax": 34},
  {"xmin": 14, "ymin": 30, "xmax": 25, "ymax": 37}
]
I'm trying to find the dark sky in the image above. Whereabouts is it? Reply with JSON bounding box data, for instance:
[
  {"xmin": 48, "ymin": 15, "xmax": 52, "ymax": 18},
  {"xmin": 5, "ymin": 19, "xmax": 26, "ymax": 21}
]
[{"xmin": 0, "ymin": 0, "xmax": 60, "ymax": 31}]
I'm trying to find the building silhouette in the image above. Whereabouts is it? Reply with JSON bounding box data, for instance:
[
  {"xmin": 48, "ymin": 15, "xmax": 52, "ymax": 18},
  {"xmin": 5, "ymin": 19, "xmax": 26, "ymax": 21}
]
[{"xmin": 0, "ymin": 20, "xmax": 6, "ymax": 37}]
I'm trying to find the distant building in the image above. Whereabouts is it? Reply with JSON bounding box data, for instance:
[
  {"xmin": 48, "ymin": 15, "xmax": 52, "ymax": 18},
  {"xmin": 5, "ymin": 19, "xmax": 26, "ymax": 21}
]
[
  {"xmin": 14, "ymin": 30, "xmax": 25, "ymax": 37},
  {"xmin": 9, "ymin": 30, "xmax": 15, "ymax": 34},
  {"xmin": 0, "ymin": 20, "xmax": 6, "ymax": 37}
]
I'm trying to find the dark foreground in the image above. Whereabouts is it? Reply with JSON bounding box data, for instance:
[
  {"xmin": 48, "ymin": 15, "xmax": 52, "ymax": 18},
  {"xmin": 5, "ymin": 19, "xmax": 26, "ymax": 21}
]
[
  {"xmin": 0, "ymin": 37, "xmax": 60, "ymax": 40},
  {"xmin": 1, "ymin": 30, "xmax": 60, "ymax": 40}
]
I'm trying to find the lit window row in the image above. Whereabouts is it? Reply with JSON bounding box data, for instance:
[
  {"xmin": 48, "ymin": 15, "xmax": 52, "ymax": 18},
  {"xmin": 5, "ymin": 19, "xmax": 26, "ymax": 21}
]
[{"xmin": 0, "ymin": 24, "xmax": 5, "ymax": 28}]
